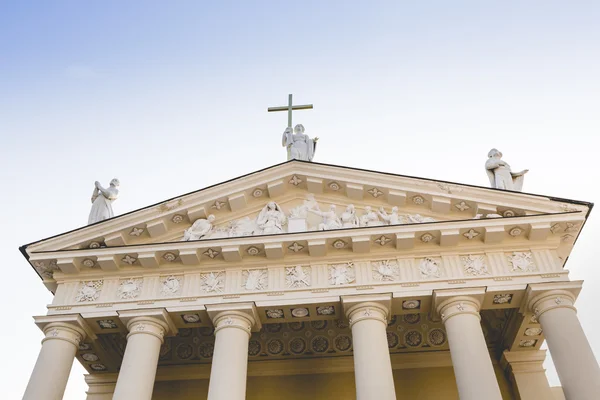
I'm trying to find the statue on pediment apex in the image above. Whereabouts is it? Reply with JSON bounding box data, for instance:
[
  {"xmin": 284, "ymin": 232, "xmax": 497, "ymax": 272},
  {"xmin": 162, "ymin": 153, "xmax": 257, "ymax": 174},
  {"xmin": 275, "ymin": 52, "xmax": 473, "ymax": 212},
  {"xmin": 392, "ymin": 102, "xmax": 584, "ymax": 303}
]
[
  {"xmin": 88, "ymin": 179, "xmax": 119, "ymax": 225},
  {"xmin": 282, "ymin": 124, "xmax": 318, "ymax": 161},
  {"xmin": 486, "ymin": 148, "xmax": 529, "ymax": 192}
]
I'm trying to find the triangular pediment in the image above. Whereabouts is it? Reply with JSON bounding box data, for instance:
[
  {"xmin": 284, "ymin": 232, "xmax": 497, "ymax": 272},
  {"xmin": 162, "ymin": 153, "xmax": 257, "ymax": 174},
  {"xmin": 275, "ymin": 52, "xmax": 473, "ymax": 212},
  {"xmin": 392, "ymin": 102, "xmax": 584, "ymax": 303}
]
[{"xmin": 24, "ymin": 160, "xmax": 590, "ymax": 254}]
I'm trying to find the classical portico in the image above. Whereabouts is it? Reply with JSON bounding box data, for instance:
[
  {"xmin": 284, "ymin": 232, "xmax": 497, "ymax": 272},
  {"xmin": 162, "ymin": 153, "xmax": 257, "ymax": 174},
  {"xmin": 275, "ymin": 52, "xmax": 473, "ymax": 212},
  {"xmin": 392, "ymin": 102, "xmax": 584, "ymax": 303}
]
[{"xmin": 20, "ymin": 160, "xmax": 600, "ymax": 399}]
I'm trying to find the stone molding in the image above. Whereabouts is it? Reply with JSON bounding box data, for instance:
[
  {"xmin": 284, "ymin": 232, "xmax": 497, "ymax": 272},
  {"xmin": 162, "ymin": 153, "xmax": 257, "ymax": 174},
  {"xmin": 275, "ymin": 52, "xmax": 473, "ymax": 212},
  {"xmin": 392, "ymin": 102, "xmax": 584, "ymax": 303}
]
[{"xmin": 500, "ymin": 350, "xmax": 548, "ymax": 374}]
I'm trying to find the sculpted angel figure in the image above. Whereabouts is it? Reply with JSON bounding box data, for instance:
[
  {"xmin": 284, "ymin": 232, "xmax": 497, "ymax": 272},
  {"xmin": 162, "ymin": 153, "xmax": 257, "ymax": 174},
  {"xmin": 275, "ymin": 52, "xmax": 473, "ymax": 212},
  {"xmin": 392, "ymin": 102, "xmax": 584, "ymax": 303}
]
[
  {"xmin": 88, "ymin": 179, "xmax": 120, "ymax": 225},
  {"xmin": 340, "ymin": 204, "xmax": 359, "ymax": 228},
  {"xmin": 485, "ymin": 148, "xmax": 529, "ymax": 192},
  {"xmin": 256, "ymin": 201, "xmax": 287, "ymax": 234},
  {"xmin": 309, "ymin": 204, "xmax": 342, "ymax": 230},
  {"xmin": 183, "ymin": 215, "xmax": 216, "ymax": 241},
  {"xmin": 360, "ymin": 206, "xmax": 384, "ymax": 227},
  {"xmin": 378, "ymin": 206, "xmax": 403, "ymax": 225},
  {"xmin": 282, "ymin": 124, "xmax": 318, "ymax": 161}
]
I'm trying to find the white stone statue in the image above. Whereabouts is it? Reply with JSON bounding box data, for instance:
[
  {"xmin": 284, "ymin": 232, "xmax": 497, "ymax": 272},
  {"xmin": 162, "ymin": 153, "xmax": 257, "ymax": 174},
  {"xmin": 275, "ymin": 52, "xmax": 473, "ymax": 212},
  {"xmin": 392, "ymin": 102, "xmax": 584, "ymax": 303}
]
[
  {"xmin": 282, "ymin": 124, "xmax": 318, "ymax": 161},
  {"xmin": 378, "ymin": 206, "xmax": 403, "ymax": 225},
  {"xmin": 406, "ymin": 214, "xmax": 436, "ymax": 223},
  {"xmin": 309, "ymin": 204, "xmax": 342, "ymax": 230},
  {"xmin": 360, "ymin": 206, "xmax": 384, "ymax": 227},
  {"xmin": 256, "ymin": 201, "xmax": 287, "ymax": 234},
  {"xmin": 183, "ymin": 215, "xmax": 215, "ymax": 241},
  {"xmin": 485, "ymin": 148, "xmax": 529, "ymax": 191},
  {"xmin": 88, "ymin": 179, "xmax": 120, "ymax": 225},
  {"xmin": 340, "ymin": 204, "xmax": 359, "ymax": 228}
]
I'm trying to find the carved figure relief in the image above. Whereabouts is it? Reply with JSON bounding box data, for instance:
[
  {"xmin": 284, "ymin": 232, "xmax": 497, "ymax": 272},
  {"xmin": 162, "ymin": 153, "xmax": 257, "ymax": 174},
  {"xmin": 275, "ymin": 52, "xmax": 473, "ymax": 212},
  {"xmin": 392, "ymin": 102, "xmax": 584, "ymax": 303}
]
[
  {"xmin": 360, "ymin": 206, "xmax": 384, "ymax": 227},
  {"xmin": 309, "ymin": 204, "xmax": 342, "ymax": 230},
  {"xmin": 461, "ymin": 255, "xmax": 489, "ymax": 276},
  {"xmin": 419, "ymin": 258, "xmax": 441, "ymax": 279},
  {"xmin": 328, "ymin": 263, "xmax": 355, "ymax": 286},
  {"xmin": 256, "ymin": 202, "xmax": 287, "ymax": 234},
  {"xmin": 183, "ymin": 215, "xmax": 216, "ymax": 241},
  {"xmin": 508, "ymin": 252, "xmax": 537, "ymax": 272},
  {"xmin": 340, "ymin": 204, "xmax": 359, "ymax": 228},
  {"xmin": 286, "ymin": 266, "xmax": 311, "ymax": 288},
  {"xmin": 75, "ymin": 280, "xmax": 103, "ymax": 302},
  {"xmin": 243, "ymin": 269, "xmax": 268, "ymax": 291},
  {"xmin": 378, "ymin": 206, "xmax": 403, "ymax": 225},
  {"xmin": 372, "ymin": 260, "xmax": 400, "ymax": 282},
  {"xmin": 200, "ymin": 272, "xmax": 224, "ymax": 293}
]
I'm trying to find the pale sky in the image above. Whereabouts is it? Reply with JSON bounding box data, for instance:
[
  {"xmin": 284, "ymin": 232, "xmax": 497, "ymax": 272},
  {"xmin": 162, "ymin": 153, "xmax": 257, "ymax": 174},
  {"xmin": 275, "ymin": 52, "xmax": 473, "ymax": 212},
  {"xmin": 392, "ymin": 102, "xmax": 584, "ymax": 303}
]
[{"xmin": 1, "ymin": 1, "xmax": 599, "ymax": 398}]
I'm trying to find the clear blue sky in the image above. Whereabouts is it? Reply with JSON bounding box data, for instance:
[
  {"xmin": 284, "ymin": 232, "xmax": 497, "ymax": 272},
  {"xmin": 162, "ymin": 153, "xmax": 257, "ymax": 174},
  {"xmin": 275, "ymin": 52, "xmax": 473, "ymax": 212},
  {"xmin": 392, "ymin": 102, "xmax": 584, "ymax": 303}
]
[{"xmin": 1, "ymin": 1, "xmax": 599, "ymax": 398}]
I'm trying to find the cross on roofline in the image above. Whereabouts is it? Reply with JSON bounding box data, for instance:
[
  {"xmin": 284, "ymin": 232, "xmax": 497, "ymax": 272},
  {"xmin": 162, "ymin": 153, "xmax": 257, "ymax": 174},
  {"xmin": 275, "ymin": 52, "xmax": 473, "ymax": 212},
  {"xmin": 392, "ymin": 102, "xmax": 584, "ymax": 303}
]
[{"xmin": 267, "ymin": 94, "xmax": 313, "ymax": 128}]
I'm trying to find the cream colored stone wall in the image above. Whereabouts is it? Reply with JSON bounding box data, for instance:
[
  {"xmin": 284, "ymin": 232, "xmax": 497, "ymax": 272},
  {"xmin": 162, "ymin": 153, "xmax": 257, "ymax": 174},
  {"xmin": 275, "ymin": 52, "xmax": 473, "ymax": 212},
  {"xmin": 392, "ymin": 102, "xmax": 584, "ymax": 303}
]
[{"xmin": 150, "ymin": 365, "xmax": 513, "ymax": 400}]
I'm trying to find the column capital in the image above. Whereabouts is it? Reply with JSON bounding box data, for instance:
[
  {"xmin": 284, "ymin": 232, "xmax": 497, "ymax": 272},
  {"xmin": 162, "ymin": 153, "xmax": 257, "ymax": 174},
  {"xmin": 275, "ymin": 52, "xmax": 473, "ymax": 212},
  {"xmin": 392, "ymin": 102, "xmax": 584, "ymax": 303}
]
[
  {"xmin": 432, "ymin": 287, "xmax": 485, "ymax": 322},
  {"xmin": 206, "ymin": 302, "xmax": 261, "ymax": 333},
  {"xmin": 117, "ymin": 308, "xmax": 177, "ymax": 339},
  {"xmin": 33, "ymin": 314, "xmax": 95, "ymax": 345},
  {"xmin": 342, "ymin": 293, "xmax": 391, "ymax": 320},
  {"xmin": 522, "ymin": 281, "xmax": 582, "ymax": 317},
  {"xmin": 500, "ymin": 350, "xmax": 547, "ymax": 373}
]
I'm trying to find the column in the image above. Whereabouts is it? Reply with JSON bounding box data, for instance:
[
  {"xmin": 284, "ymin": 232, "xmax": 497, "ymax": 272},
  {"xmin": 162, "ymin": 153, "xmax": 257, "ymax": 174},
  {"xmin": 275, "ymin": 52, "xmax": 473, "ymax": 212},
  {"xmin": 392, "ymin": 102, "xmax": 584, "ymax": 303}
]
[
  {"xmin": 113, "ymin": 310, "xmax": 171, "ymax": 400},
  {"xmin": 436, "ymin": 291, "xmax": 502, "ymax": 400},
  {"xmin": 528, "ymin": 285, "xmax": 600, "ymax": 400},
  {"xmin": 500, "ymin": 350, "xmax": 554, "ymax": 400},
  {"xmin": 207, "ymin": 303, "xmax": 258, "ymax": 400},
  {"xmin": 343, "ymin": 295, "xmax": 396, "ymax": 400},
  {"xmin": 23, "ymin": 319, "xmax": 87, "ymax": 400}
]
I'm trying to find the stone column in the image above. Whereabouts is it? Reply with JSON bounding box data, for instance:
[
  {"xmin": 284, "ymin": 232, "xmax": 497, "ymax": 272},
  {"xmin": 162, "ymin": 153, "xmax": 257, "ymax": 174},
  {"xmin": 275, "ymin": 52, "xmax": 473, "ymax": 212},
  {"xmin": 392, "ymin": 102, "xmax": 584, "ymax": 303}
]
[
  {"xmin": 206, "ymin": 303, "xmax": 259, "ymax": 400},
  {"xmin": 500, "ymin": 350, "xmax": 554, "ymax": 400},
  {"xmin": 113, "ymin": 310, "xmax": 173, "ymax": 400},
  {"xmin": 435, "ymin": 289, "xmax": 502, "ymax": 400},
  {"xmin": 343, "ymin": 294, "xmax": 396, "ymax": 400},
  {"xmin": 527, "ymin": 283, "xmax": 600, "ymax": 400},
  {"xmin": 23, "ymin": 319, "xmax": 88, "ymax": 400}
]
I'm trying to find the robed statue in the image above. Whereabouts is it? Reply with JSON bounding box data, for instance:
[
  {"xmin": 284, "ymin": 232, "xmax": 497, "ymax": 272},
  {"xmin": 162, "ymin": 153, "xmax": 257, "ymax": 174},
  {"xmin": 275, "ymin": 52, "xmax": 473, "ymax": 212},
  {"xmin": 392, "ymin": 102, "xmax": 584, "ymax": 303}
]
[
  {"xmin": 88, "ymin": 179, "xmax": 120, "ymax": 224},
  {"xmin": 282, "ymin": 124, "xmax": 318, "ymax": 161},
  {"xmin": 485, "ymin": 149, "xmax": 529, "ymax": 192}
]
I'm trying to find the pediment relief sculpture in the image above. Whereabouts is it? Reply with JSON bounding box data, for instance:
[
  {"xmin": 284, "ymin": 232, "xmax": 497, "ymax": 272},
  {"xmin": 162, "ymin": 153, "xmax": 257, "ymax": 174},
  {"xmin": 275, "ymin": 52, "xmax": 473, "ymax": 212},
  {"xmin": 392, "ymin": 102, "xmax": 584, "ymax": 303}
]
[{"xmin": 180, "ymin": 197, "xmax": 441, "ymax": 241}]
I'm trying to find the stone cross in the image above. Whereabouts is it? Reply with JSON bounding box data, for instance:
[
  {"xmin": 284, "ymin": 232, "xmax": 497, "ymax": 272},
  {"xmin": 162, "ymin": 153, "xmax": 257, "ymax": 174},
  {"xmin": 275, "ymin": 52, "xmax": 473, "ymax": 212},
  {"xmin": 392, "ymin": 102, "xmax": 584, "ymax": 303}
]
[{"xmin": 267, "ymin": 94, "xmax": 313, "ymax": 128}]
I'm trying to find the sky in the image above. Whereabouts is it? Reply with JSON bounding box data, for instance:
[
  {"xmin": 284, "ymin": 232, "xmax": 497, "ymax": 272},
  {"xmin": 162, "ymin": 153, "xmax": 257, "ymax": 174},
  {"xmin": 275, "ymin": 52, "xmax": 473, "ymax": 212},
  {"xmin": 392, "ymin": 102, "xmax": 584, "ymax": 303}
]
[{"xmin": 1, "ymin": 1, "xmax": 600, "ymax": 398}]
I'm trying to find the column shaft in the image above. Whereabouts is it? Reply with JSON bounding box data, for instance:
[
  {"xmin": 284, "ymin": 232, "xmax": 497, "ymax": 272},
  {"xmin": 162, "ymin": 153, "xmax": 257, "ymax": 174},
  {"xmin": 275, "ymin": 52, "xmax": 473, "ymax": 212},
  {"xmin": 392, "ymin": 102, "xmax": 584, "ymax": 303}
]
[
  {"xmin": 440, "ymin": 297, "xmax": 502, "ymax": 400},
  {"xmin": 113, "ymin": 317, "xmax": 167, "ymax": 400},
  {"xmin": 23, "ymin": 323, "xmax": 85, "ymax": 400},
  {"xmin": 207, "ymin": 312, "xmax": 253, "ymax": 400},
  {"xmin": 532, "ymin": 291, "xmax": 600, "ymax": 400},
  {"xmin": 348, "ymin": 302, "xmax": 396, "ymax": 400}
]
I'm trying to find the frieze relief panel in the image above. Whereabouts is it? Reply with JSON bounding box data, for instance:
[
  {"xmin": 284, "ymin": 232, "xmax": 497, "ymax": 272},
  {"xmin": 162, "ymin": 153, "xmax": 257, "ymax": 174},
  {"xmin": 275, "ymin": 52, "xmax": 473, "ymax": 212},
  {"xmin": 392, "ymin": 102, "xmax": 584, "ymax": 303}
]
[{"xmin": 56, "ymin": 248, "xmax": 563, "ymax": 308}]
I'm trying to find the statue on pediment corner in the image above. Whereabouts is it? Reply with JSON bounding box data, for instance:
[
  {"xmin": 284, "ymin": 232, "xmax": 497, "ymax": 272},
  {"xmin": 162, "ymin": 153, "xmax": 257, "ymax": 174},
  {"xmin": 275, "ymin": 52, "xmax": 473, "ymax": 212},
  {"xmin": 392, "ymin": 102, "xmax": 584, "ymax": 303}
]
[
  {"xmin": 183, "ymin": 215, "xmax": 216, "ymax": 241},
  {"xmin": 282, "ymin": 124, "xmax": 318, "ymax": 161},
  {"xmin": 256, "ymin": 202, "xmax": 287, "ymax": 234},
  {"xmin": 88, "ymin": 179, "xmax": 120, "ymax": 225},
  {"xmin": 485, "ymin": 148, "xmax": 529, "ymax": 192}
]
